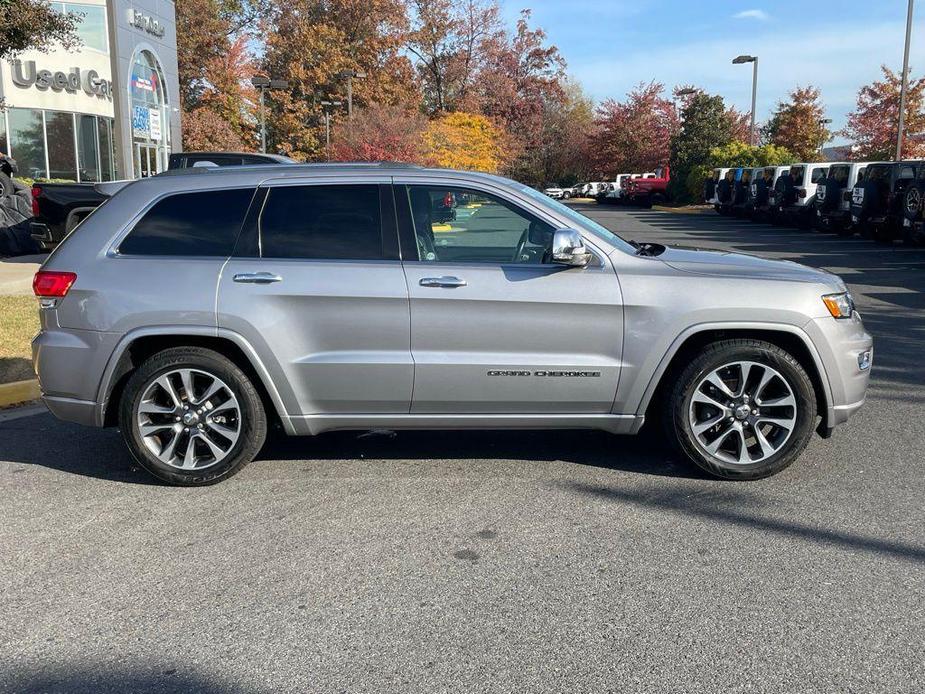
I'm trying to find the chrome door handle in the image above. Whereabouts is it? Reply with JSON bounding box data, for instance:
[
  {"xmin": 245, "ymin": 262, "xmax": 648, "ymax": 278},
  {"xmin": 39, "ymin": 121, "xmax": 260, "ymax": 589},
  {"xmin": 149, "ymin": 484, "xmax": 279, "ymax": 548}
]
[
  {"xmin": 233, "ymin": 272, "xmax": 282, "ymax": 284},
  {"xmin": 419, "ymin": 276, "xmax": 467, "ymax": 288}
]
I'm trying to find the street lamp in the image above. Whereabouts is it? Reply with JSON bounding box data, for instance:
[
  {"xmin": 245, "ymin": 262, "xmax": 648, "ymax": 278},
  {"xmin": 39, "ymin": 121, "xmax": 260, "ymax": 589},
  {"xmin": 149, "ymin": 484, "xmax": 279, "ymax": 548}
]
[
  {"xmin": 320, "ymin": 100, "xmax": 342, "ymax": 161},
  {"xmin": 896, "ymin": 0, "xmax": 915, "ymax": 160},
  {"xmin": 251, "ymin": 76, "xmax": 289, "ymax": 154},
  {"xmin": 732, "ymin": 55, "xmax": 758, "ymax": 146},
  {"xmin": 672, "ymin": 88, "xmax": 697, "ymax": 135},
  {"xmin": 336, "ymin": 69, "xmax": 367, "ymax": 124}
]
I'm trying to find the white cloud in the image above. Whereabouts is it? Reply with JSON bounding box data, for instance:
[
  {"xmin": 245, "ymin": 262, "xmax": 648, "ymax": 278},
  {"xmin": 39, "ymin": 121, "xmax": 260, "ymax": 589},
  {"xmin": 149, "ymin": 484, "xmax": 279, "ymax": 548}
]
[{"xmin": 734, "ymin": 9, "xmax": 771, "ymax": 21}]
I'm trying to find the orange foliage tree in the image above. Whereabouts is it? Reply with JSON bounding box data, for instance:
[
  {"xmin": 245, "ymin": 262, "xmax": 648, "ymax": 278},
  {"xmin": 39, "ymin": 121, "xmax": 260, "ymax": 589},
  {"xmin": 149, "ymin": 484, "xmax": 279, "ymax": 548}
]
[{"xmin": 422, "ymin": 112, "xmax": 505, "ymax": 172}]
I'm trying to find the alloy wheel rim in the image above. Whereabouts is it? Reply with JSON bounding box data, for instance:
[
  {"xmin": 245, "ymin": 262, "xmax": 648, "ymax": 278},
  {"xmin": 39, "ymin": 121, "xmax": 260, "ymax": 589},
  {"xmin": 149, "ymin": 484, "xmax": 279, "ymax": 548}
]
[
  {"xmin": 688, "ymin": 361, "xmax": 797, "ymax": 466},
  {"xmin": 136, "ymin": 368, "xmax": 242, "ymax": 471}
]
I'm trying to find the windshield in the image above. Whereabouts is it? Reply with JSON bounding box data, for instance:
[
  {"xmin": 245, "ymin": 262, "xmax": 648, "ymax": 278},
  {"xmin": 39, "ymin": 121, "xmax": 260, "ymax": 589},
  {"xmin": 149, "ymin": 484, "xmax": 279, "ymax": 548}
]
[{"xmin": 517, "ymin": 184, "xmax": 636, "ymax": 253}]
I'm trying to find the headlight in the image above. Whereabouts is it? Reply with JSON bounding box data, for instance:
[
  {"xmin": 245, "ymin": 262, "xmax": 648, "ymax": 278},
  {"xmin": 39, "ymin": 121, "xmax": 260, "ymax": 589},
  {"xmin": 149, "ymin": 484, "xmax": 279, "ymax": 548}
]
[{"xmin": 822, "ymin": 292, "xmax": 854, "ymax": 319}]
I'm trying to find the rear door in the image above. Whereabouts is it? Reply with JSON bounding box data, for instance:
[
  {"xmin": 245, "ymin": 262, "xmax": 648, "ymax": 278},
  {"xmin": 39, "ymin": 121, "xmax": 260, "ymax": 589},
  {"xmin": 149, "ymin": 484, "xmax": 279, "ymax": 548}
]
[
  {"xmin": 217, "ymin": 177, "xmax": 412, "ymax": 417},
  {"xmin": 395, "ymin": 179, "xmax": 623, "ymax": 414}
]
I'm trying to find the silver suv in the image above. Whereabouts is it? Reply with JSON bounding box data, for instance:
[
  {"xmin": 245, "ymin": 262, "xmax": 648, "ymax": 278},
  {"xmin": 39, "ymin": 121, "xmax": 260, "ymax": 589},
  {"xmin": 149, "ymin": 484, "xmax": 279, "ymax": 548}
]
[{"xmin": 32, "ymin": 164, "xmax": 873, "ymax": 485}]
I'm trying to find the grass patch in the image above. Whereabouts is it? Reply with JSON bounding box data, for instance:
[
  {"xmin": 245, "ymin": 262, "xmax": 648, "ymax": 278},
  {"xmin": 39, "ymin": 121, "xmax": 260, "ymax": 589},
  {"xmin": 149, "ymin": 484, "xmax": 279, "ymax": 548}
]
[{"xmin": 0, "ymin": 295, "xmax": 39, "ymax": 384}]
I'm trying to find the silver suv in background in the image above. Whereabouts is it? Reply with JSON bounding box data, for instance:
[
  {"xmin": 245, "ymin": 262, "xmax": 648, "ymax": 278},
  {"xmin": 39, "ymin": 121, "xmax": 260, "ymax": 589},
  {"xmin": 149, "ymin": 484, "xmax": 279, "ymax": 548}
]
[{"xmin": 32, "ymin": 164, "xmax": 872, "ymax": 486}]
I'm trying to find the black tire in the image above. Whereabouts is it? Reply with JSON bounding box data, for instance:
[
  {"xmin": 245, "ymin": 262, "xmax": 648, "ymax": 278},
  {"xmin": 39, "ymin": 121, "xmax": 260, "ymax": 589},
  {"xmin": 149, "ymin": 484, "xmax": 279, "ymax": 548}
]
[
  {"xmin": 118, "ymin": 347, "xmax": 267, "ymax": 486},
  {"xmin": 664, "ymin": 339, "xmax": 817, "ymax": 480}
]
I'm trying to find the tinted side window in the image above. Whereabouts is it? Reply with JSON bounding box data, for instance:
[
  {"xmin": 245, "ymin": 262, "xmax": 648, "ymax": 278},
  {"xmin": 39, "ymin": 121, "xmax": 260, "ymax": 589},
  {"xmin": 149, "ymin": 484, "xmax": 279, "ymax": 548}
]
[
  {"xmin": 260, "ymin": 185, "xmax": 382, "ymax": 260},
  {"xmin": 404, "ymin": 185, "xmax": 555, "ymax": 264},
  {"xmin": 811, "ymin": 167, "xmax": 828, "ymax": 183},
  {"xmin": 119, "ymin": 188, "xmax": 255, "ymax": 256}
]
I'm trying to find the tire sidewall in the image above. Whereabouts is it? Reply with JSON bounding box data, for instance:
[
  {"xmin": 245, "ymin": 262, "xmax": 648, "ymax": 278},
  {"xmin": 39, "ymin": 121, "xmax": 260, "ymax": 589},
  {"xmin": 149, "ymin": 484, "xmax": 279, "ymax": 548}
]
[
  {"xmin": 669, "ymin": 342, "xmax": 817, "ymax": 480},
  {"xmin": 119, "ymin": 348, "xmax": 266, "ymax": 486}
]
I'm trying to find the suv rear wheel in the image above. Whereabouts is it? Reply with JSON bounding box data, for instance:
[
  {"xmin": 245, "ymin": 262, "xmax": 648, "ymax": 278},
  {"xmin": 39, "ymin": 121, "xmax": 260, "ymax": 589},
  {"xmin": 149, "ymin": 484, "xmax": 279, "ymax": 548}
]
[
  {"xmin": 118, "ymin": 347, "xmax": 267, "ymax": 486},
  {"xmin": 665, "ymin": 339, "xmax": 816, "ymax": 480}
]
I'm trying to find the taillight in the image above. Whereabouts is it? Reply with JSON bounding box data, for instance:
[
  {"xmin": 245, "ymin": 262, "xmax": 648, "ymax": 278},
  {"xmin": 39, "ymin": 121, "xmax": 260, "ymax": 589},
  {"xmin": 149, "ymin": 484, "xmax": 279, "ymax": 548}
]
[
  {"xmin": 443, "ymin": 192, "xmax": 453, "ymax": 207},
  {"xmin": 33, "ymin": 271, "xmax": 77, "ymax": 298},
  {"xmin": 798, "ymin": 189, "xmax": 807, "ymax": 198},
  {"xmin": 31, "ymin": 185, "xmax": 42, "ymax": 217}
]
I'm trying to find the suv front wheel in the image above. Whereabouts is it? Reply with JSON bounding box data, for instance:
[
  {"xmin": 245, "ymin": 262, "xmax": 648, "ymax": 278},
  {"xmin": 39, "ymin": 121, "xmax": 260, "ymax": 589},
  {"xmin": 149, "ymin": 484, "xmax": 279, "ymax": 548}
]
[
  {"xmin": 665, "ymin": 339, "xmax": 816, "ymax": 480},
  {"xmin": 119, "ymin": 347, "xmax": 267, "ymax": 486}
]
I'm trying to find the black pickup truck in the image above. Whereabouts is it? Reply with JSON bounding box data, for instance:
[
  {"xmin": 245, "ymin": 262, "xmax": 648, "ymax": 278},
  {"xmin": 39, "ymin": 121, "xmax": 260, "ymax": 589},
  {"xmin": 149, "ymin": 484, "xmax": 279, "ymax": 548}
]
[{"xmin": 29, "ymin": 151, "xmax": 295, "ymax": 248}]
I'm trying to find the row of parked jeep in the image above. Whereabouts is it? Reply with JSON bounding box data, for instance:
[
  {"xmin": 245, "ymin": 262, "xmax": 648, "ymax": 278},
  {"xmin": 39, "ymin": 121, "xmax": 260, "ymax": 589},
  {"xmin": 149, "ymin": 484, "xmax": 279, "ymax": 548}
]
[{"xmin": 705, "ymin": 160, "xmax": 925, "ymax": 244}]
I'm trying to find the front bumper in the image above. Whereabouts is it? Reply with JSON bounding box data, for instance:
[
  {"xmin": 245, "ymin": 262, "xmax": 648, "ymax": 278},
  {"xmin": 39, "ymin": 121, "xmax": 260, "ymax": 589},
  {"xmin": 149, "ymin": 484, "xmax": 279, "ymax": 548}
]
[{"xmin": 804, "ymin": 313, "xmax": 873, "ymax": 428}]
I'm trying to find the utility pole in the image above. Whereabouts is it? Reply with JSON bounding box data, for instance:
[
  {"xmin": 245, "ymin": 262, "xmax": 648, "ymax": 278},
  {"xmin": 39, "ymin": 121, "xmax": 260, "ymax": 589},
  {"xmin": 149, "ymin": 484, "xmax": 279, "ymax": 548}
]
[
  {"xmin": 336, "ymin": 70, "xmax": 367, "ymax": 131},
  {"xmin": 896, "ymin": 0, "xmax": 915, "ymax": 160},
  {"xmin": 320, "ymin": 100, "xmax": 342, "ymax": 161},
  {"xmin": 733, "ymin": 55, "xmax": 759, "ymax": 145}
]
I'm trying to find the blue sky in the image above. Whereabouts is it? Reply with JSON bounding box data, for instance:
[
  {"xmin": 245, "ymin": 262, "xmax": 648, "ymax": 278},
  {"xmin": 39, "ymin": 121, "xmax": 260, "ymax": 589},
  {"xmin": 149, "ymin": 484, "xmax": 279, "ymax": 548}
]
[{"xmin": 500, "ymin": 0, "xmax": 923, "ymax": 141}]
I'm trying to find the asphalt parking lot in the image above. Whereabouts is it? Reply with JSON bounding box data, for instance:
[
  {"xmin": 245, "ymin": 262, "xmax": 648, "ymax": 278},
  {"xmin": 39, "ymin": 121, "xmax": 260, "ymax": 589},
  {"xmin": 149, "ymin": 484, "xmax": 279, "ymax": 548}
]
[{"xmin": 2, "ymin": 205, "xmax": 923, "ymax": 693}]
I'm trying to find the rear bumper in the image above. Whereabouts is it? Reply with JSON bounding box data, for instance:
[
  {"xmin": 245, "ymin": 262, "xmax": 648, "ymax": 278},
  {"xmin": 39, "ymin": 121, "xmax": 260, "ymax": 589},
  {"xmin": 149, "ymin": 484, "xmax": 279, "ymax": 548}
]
[
  {"xmin": 42, "ymin": 395, "xmax": 101, "ymax": 427},
  {"xmin": 32, "ymin": 326, "xmax": 118, "ymax": 428}
]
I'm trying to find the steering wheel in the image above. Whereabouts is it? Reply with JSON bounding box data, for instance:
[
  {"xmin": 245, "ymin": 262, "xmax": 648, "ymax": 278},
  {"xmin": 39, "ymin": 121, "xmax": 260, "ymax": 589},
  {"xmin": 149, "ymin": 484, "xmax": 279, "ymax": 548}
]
[{"xmin": 512, "ymin": 228, "xmax": 529, "ymax": 263}]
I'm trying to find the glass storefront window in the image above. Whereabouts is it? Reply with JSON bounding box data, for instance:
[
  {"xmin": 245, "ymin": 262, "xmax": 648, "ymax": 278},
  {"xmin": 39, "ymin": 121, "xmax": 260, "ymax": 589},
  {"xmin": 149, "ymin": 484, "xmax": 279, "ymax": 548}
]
[
  {"xmin": 77, "ymin": 114, "xmax": 100, "ymax": 182},
  {"xmin": 51, "ymin": 2, "xmax": 108, "ymax": 53},
  {"xmin": 131, "ymin": 50, "xmax": 170, "ymax": 176},
  {"xmin": 0, "ymin": 113, "xmax": 8, "ymax": 158},
  {"xmin": 46, "ymin": 111, "xmax": 78, "ymax": 180},
  {"xmin": 7, "ymin": 108, "xmax": 47, "ymax": 179},
  {"xmin": 98, "ymin": 117, "xmax": 113, "ymax": 182}
]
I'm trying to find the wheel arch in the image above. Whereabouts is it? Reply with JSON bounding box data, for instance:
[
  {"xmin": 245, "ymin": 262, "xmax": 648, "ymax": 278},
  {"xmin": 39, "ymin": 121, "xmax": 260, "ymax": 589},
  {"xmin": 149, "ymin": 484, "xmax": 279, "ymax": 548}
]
[
  {"xmin": 99, "ymin": 327, "xmax": 292, "ymax": 433},
  {"xmin": 638, "ymin": 324, "xmax": 833, "ymax": 432}
]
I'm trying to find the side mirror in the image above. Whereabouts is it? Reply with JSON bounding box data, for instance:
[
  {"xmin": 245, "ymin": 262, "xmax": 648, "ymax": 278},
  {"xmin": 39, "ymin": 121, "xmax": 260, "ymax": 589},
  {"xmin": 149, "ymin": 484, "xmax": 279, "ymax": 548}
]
[{"xmin": 551, "ymin": 228, "xmax": 592, "ymax": 267}]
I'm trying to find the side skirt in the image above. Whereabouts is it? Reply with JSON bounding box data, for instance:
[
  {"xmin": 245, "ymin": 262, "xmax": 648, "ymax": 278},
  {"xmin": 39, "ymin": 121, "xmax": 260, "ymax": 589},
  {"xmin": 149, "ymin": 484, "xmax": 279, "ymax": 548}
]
[{"xmin": 283, "ymin": 413, "xmax": 644, "ymax": 436}]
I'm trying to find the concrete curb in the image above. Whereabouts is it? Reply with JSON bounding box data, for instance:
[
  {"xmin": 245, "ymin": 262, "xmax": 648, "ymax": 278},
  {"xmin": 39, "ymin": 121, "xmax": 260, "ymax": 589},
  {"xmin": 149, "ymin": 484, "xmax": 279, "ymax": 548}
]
[
  {"xmin": 0, "ymin": 379, "xmax": 41, "ymax": 408},
  {"xmin": 652, "ymin": 205, "xmax": 713, "ymax": 215}
]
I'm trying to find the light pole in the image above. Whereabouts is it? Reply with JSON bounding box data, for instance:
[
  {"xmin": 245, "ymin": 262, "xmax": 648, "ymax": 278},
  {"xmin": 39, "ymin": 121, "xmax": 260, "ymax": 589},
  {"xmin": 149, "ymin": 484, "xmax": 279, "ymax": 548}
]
[
  {"xmin": 320, "ymin": 100, "xmax": 342, "ymax": 161},
  {"xmin": 896, "ymin": 0, "xmax": 915, "ymax": 160},
  {"xmin": 251, "ymin": 76, "xmax": 289, "ymax": 153},
  {"xmin": 732, "ymin": 55, "xmax": 758, "ymax": 145},
  {"xmin": 336, "ymin": 69, "xmax": 367, "ymax": 127},
  {"xmin": 673, "ymin": 87, "xmax": 697, "ymax": 133}
]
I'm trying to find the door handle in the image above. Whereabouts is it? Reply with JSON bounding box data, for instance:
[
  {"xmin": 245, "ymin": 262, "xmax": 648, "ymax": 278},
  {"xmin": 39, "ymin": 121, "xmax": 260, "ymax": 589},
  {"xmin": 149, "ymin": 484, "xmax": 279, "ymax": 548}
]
[
  {"xmin": 233, "ymin": 272, "xmax": 282, "ymax": 284},
  {"xmin": 419, "ymin": 276, "xmax": 467, "ymax": 288}
]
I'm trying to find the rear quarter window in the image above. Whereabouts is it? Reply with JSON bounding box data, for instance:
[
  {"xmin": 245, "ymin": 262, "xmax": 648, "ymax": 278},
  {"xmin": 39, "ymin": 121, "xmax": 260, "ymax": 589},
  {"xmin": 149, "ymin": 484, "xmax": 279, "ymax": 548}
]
[
  {"xmin": 811, "ymin": 167, "xmax": 828, "ymax": 183},
  {"xmin": 118, "ymin": 188, "xmax": 256, "ymax": 256}
]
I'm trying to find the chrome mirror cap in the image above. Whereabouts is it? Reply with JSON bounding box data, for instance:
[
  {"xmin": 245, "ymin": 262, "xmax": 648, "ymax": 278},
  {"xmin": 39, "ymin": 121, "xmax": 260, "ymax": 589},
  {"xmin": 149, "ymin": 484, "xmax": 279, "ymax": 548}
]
[{"xmin": 551, "ymin": 228, "xmax": 592, "ymax": 267}]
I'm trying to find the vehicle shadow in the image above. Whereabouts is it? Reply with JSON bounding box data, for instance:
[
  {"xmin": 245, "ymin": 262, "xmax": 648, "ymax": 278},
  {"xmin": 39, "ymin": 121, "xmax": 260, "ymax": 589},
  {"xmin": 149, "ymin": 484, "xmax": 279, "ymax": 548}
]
[
  {"xmin": 4, "ymin": 663, "xmax": 249, "ymax": 694},
  {"xmin": 0, "ymin": 411, "xmax": 708, "ymax": 484},
  {"xmin": 560, "ymin": 479, "xmax": 925, "ymax": 565}
]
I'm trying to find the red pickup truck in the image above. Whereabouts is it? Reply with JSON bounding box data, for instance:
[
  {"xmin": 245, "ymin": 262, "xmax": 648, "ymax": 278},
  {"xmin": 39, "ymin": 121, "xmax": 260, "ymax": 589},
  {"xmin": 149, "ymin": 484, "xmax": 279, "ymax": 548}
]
[{"xmin": 623, "ymin": 165, "xmax": 670, "ymax": 207}]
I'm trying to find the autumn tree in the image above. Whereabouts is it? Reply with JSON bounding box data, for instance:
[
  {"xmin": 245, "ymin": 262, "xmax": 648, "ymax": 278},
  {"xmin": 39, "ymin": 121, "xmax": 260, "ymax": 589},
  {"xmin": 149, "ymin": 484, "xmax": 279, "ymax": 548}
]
[
  {"xmin": 593, "ymin": 81, "xmax": 677, "ymax": 177},
  {"xmin": 423, "ymin": 112, "xmax": 505, "ymax": 172},
  {"xmin": 524, "ymin": 80, "xmax": 595, "ymax": 186},
  {"xmin": 406, "ymin": 0, "xmax": 502, "ymax": 114},
  {"xmin": 260, "ymin": 0, "xmax": 414, "ymax": 160},
  {"xmin": 176, "ymin": 0, "xmax": 264, "ymax": 150},
  {"xmin": 763, "ymin": 86, "xmax": 829, "ymax": 160},
  {"xmin": 331, "ymin": 105, "xmax": 429, "ymax": 163},
  {"xmin": 478, "ymin": 10, "xmax": 566, "ymax": 182},
  {"xmin": 841, "ymin": 65, "xmax": 925, "ymax": 160},
  {"xmin": 0, "ymin": 0, "xmax": 80, "ymax": 59}
]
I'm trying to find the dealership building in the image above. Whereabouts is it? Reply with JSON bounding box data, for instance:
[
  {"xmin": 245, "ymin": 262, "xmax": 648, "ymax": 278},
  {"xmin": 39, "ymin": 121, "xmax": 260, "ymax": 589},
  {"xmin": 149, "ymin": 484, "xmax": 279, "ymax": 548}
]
[{"xmin": 0, "ymin": 0, "xmax": 181, "ymax": 181}]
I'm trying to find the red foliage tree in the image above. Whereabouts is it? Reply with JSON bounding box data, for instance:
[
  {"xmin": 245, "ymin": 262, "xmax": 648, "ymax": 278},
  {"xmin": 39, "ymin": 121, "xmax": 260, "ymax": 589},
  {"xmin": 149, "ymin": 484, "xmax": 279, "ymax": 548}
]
[
  {"xmin": 593, "ymin": 81, "xmax": 678, "ymax": 176},
  {"xmin": 330, "ymin": 105, "xmax": 430, "ymax": 163},
  {"xmin": 842, "ymin": 65, "xmax": 925, "ymax": 160}
]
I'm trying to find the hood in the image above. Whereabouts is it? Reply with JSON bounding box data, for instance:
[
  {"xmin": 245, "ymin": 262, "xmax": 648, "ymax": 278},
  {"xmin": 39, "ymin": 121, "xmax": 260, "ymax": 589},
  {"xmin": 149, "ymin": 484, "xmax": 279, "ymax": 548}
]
[{"xmin": 655, "ymin": 245, "xmax": 844, "ymax": 287}]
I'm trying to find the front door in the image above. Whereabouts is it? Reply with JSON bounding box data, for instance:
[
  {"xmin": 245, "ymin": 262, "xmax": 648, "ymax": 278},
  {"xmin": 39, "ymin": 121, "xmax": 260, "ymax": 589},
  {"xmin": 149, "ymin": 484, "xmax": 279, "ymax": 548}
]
[
  {"xmin": 217, "ymin": 181, "xmax": 412, "ymax": 419},
  {"xmin": 395, "ymin": 182, "xmax": 624, "ymax": 414}
]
